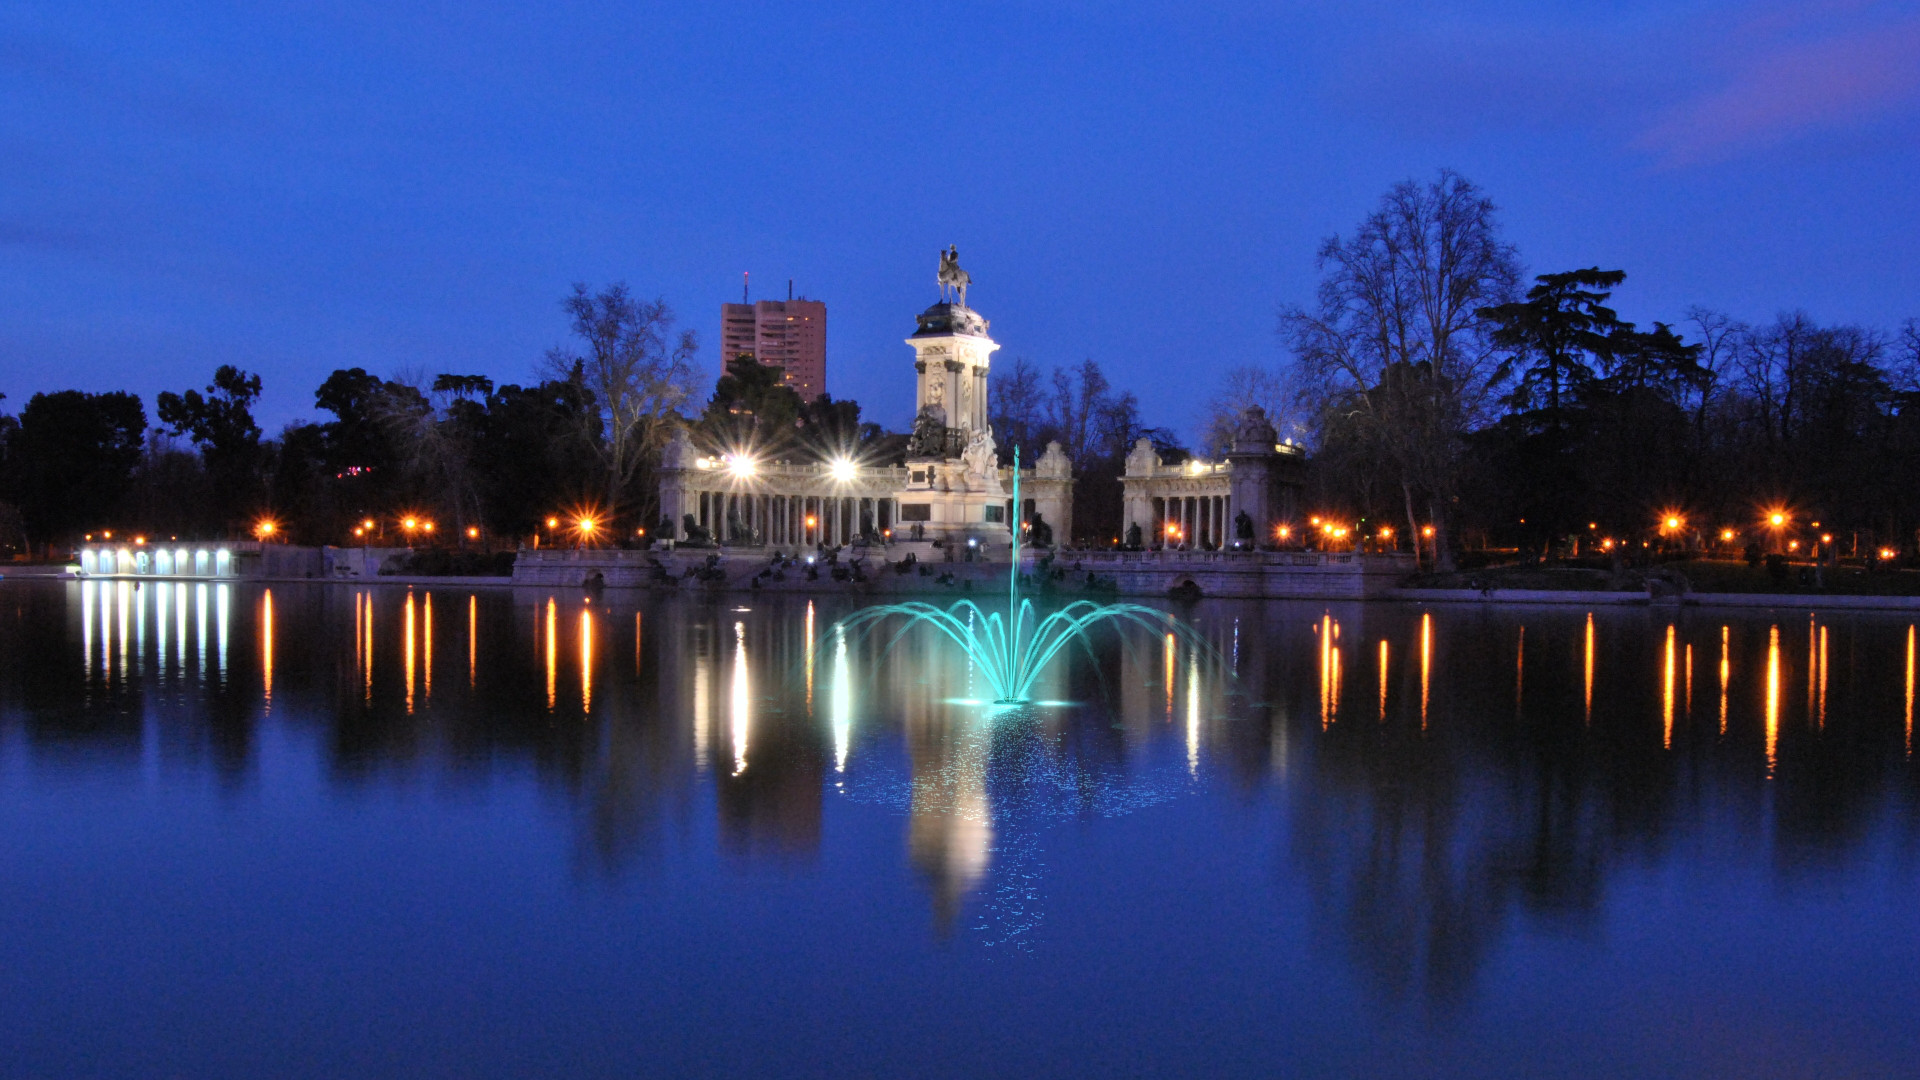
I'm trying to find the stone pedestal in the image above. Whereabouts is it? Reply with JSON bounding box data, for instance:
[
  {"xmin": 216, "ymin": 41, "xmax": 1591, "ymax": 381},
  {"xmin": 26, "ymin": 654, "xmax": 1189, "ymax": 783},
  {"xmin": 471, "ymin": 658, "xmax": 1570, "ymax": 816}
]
[{"xmin": 898, "ymin": 301, "xmax": 1011, "ymax": 549}]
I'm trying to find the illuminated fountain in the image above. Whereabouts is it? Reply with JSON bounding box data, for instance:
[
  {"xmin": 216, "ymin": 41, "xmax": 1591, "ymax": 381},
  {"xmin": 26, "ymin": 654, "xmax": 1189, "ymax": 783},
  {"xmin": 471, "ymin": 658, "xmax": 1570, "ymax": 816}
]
[{"xmin": 838, "ymin": 446, "xmax": 1189, "ymax": 705}]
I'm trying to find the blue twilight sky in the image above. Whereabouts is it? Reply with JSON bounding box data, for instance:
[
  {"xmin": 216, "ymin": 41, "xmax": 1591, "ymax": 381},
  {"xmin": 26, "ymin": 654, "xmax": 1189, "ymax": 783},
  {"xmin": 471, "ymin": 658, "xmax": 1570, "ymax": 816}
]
[{"xmin": 3, "ymin": 1, "xmax": 1918, "ymax": 439}]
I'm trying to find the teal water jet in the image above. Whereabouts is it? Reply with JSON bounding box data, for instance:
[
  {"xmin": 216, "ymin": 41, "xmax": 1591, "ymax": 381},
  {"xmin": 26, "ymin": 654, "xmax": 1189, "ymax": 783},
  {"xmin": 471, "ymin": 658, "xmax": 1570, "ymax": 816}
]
[{"xmin": 838, "ymin": 446, "xmax": 1186, "ymax": 705}]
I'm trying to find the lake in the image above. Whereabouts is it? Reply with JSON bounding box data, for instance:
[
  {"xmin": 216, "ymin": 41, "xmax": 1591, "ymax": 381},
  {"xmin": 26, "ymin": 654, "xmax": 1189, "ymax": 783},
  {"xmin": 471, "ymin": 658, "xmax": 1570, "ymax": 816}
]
[{"xmin": 3, "ymin": 578, "xmax": 1918, "ymax": 1078}]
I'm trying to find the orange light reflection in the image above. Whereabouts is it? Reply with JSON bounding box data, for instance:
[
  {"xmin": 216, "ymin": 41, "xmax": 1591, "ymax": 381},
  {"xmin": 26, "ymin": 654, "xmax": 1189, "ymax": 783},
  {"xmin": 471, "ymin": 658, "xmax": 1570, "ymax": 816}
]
[{"xmin": 1766, "ymin": 625, "xmax": 1781, "ymax": 777}]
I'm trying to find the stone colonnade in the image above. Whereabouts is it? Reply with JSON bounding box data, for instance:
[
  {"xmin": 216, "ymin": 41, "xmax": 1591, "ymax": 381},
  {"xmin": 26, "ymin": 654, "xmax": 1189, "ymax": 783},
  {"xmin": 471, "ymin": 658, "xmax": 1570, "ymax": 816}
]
[
  {"xmin": 687, "ymin": 490, "xmax": 900, "ymax": 547},
  {"xmin": 1149, "ymin": 494, "xmax": 1232, "ymax": 550}
]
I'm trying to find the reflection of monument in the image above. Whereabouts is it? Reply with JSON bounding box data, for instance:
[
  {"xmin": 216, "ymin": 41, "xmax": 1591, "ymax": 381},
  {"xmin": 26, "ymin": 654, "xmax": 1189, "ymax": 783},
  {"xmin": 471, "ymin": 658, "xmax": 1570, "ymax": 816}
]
[
  {"xmin": 906, "ymin": 714, "xmax": 992, "ymax": 936},
  {"xmin": 886, "ymin": 624, "xmax": 994, "ymax": 934}
]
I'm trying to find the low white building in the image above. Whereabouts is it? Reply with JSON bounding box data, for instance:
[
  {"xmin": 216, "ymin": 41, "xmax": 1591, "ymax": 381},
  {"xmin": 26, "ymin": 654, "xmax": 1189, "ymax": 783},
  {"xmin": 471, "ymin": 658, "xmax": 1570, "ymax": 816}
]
[{"xmin": 1120, "ymin": 406, "xmax": 1305, "ymax": 550}]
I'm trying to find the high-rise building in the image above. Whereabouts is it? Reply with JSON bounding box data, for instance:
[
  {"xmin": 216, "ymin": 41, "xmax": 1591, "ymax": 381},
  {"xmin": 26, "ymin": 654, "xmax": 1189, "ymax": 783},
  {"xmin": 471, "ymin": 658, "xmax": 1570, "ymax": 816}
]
[{"xmin": 720, "ymin": 291, "xmax": 827, "ymax": 403}]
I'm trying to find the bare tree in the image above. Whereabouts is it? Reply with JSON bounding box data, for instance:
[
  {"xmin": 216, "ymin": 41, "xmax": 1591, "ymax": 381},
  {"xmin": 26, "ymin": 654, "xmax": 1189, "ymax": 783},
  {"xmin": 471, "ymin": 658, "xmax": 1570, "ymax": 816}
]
[
  {"xmin": 1738, "ymin": 311, "xmax": 1821, "ymax": 446},
  {"xmin": 1683, "ymin": 306, "xmax": 1746, "ymax": 435},
  {"xmin": 375, "ymin": 372, "xmax": 487, "ymax": 536},
  {"xmin": 1047, "ymin": 359, "xmax": 1137, "ymax": 465},
  {"xmin": 1198, "ymin": 365, "xmax": 1303, "ymax": 457},
  {"xmin": 987, "ymin": 355, "xmax": 1048, "ymax": 461},
  {"xmin": 1282, "ymin": 170, "xmax": 1520, "ymax": 570},
  {"xmin": 1891, "ymin": 317, "xmax": 1920, "ymax": 393},
  {"xmin": 546, "ymin": 283, "xmax": 700, "ymax": 509}
]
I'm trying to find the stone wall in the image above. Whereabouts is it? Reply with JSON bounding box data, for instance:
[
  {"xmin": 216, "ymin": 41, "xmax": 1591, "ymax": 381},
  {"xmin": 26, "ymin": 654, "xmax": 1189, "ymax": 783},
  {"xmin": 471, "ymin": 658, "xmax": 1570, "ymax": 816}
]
[
  {"xmin": 1063, "ymin": 550, "xmax": 1415, "ymax": 599},
  {"xmin": 514, "ymin": 546, "xmax": 1416, "ymax": 600}
]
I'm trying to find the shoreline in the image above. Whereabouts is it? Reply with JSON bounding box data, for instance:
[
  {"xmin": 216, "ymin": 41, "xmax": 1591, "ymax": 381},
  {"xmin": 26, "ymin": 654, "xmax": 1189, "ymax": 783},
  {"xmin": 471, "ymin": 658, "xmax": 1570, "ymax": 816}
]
[{"xmin": 18, "ymin": 566, "xmax": 1920, "ymax": 610}]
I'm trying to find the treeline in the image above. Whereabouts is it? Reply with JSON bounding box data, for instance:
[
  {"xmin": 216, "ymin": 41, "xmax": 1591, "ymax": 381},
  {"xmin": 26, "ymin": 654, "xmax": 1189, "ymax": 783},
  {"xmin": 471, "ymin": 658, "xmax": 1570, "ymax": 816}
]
[
  {"xmin": 0, "ymin": 283, "xmax": 924, "ymax": 556},
  {"xmin": 0, "ymin": 285, "xmax": 697, "ymax": 554},
  {"xmin": 1249, "ymin": 170, "xmax": 1920, "ymax": 569},
  {"xmin": 0, "ymin": 364, "xmax": 616, "ymax": 555}
]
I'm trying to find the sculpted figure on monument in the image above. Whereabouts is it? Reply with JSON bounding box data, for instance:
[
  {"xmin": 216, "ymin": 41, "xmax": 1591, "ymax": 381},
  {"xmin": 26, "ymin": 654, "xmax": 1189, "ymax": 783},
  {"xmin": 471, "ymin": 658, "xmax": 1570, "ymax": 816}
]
[
  {"xmin": 1231, "ymin": 405, "xmax": 1279, "ymax": 454},
  {"xmin": 1028, "ymin": 512, "xmax": 1053, "ymax": 548},
  {"xmin": 908, "ymin": 405, "xmax": 950, "ymax": 458},
  {"xmin": 1036, "ymin": 440, "xmax": 1072, "ymax": 478},
  {"xmin": 661, "ymin": 427, "xmax": 695, "ymax": 469},
  {"xmin": 937, "ymin": 245, "xmax": 972, "ymax": 307},
  {"xmin": 961, "ymin": 425, "xmax": 998, "ymax": 480},
  {"xmin": 1125, "ymin": 436, "xmax": 1160, "ymax": 477}
]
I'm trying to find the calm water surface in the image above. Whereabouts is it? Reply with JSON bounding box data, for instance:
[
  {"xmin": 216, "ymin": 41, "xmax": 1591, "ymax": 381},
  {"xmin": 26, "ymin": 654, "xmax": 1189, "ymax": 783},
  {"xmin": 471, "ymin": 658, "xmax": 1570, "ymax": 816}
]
[{"xmin": 3, "ymin": 579, "xmax": 1919, "ymax": 1078}]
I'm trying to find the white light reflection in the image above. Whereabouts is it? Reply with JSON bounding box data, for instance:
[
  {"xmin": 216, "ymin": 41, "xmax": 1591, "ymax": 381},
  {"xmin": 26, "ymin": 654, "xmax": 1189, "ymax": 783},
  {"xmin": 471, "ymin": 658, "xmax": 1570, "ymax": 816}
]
[
  {"xmin": 156, "ymin": 579, "xmax": 169, "ymax": 678},
  {"xmin": 1186, "ymin": 649, "xmax": 1201, "ymax": 776},
  {"xmin": 693, "ymin": 624, "xmax": 712, "ymax": 772},
  {"xmin": 831, "ymin": 625, "xmax": 851, "ymax": 773},
  {"xmin": 196, "ymin": 583, "xmax": 208, "ymax": 677},
  {"xmin": 100, "ymin": 582, "xmax": 113, "ymax": 684},
  {"xmin": 82, "ymin": 580, "xmax": 94, "ymax": 678},
  {"xmin": 116, "ymin": 581, "xmax": 129, "ymax": 681},
  {"xmin": 731, "ymin": 620, "xmax": 750, "ymax": 775},
  {"xmin": 215, "ymin": 583, "xmax": 229, "ymax": 681}
]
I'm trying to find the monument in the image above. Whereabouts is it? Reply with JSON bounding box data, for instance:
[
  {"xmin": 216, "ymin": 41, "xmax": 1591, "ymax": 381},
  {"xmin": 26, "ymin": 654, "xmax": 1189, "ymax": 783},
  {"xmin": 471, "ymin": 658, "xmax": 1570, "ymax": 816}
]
[
  {"xmin": 894, "ymin": 247, "xmax": 1017, "ymax": 551},
  {"xmin": 653, "ymin": 249, "xmax": 1068, "ymax": 557}
]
